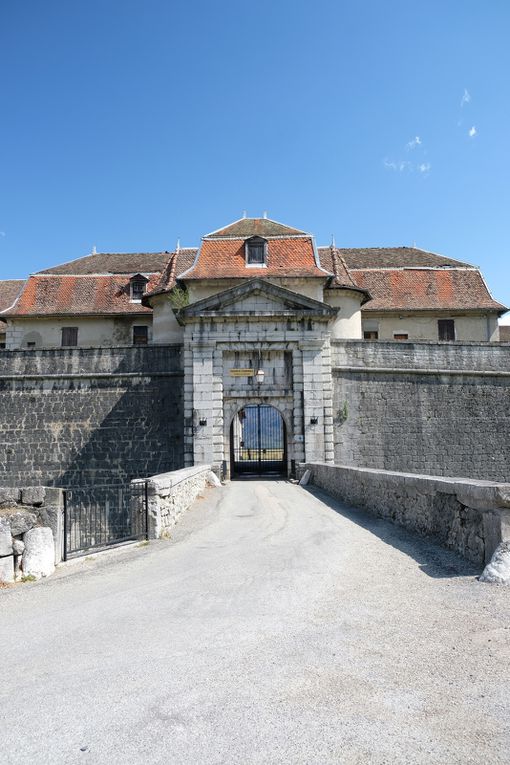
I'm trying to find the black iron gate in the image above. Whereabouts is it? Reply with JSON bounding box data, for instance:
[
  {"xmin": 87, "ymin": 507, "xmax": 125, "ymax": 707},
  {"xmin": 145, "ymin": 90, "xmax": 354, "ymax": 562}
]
[
  {"xmin": 63, "ymin": 481, "xmax": 148, "ymax": 559},
  {"xmin": 231, "ymin": 404, "xmax": 287, "ymax": 477}
]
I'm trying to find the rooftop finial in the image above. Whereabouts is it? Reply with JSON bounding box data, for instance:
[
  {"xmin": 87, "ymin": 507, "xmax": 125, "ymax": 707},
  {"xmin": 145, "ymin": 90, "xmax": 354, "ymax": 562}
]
[
  {"xmin": 263, "ymin": 210, "xmax": 268, "ymax": 219},
  {"xmin": 92, "ymin": 245, "xmax": 97, "ymax": 255},
  {"xmin": 331, "ymin": 234, "xmax": 336, "ymax": 248},
  {"xmin": 242, "ymin": 210, "xmax": 247, "ymax": 219},
  {"xmin": 176, "ymin": 238, "xmax": 180, "ymax": 253}
]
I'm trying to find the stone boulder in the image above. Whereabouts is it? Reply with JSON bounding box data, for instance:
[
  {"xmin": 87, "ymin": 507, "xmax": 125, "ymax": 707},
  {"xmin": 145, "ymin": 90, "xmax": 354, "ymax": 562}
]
[
  {"xmin": 4, "ymin": 511, "xmax": 37, "ymax": 536},
  {"xmin": 479, "ymin": 540, "xmax": 510, "ymax": 585},
  {"xmin": 0, "ymin": 555, "xmax": 14, "ymax": 584},
  {"xmin": 12, "ymin": 538, "xmax": 25, "ymax": 556},
  {"xmin": 0, "ymin": 517, "xmax": 12, "ymax": 556},
  {"xmin": 0, "ymin": 488, "xmax": 20, "ymax": 508},
  {"xmin": 22, "ymin": 527, "xmax": 55, "ymax": 579}
]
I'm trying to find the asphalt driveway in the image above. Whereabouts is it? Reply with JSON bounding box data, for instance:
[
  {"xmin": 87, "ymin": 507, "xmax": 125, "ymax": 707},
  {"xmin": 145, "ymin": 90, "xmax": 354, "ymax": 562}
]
[{"xmin": 1, "ymin": 480, "xmax": 509, "ymax": 764}]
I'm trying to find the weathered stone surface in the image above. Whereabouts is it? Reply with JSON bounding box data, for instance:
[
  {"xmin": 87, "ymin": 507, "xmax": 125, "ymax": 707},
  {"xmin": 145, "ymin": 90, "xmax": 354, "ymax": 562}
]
[
  {"xmin": 299, "ymin": 469, "xmax": 311, "ymax": 486},
  {"xmin": 0, "ymin": 346, "xmax": 184, "ymax": 489},
  {"xmin": 6, "ymin": 511, "xmax": 37, "ymax": 536},
  {"xmin": 479, "ymin": 540, "xmax": 510, "ymax": 585},
  {"xmin": 21, "ymin": 487, "xmax": 45, "ymax": 506},
  {"xmin": 331, "ymin": 340, "xmax": 510, "ymax": 483},
  {"xmin": 0, "ymin": 518, "xmax": 13, "ymax": 556},
  {"xmin": 0, "ymin": 488, "xmax": 20, "ymax": 507},
  {"xmin": 22, "ymin": 527, "xmax": 55, "ymax": 579},
  {"xmin": 0, "ymin": 555, "xmax": 14, "ymax": 583},
  {"xmin": 138, "ymin": 466, "xmax": 210, "ymax": 539},
  {"xmin": 12, "ymin": 537, "xmax": 25, "ymax": 555},
  {"xmin": 206, "ymin": 471, "xmax": 221, "ymax": 487}
]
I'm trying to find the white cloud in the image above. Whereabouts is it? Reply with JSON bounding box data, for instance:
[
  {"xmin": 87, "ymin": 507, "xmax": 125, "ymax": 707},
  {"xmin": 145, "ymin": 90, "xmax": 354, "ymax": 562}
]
[
  {"xmin": 384, "ymin": 158, "xmax": 412, "ymax": 172},
  {"xmin": 418, "ymin": 163, "xmax": 431, "ymax": 174},
  {"xmin": 406, "ymin": 136, "xmax": 422, "ymax": 150},
  {"xmin": 469, "ymin": 125, "xmax": 477, "ymax": 138},
  {"xmin": 0, "ymin": 231, "xmax": 5, "ymax": 237},
  {"xmin": 461, "ymin": 88, "xmax": 471, "ymax": 107}
]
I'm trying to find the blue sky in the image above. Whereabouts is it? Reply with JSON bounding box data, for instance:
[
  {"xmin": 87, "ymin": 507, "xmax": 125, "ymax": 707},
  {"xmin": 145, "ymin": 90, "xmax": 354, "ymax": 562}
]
[{"xmin": 1, "ymin": 1, "xmax": 509, "ymax": 318}]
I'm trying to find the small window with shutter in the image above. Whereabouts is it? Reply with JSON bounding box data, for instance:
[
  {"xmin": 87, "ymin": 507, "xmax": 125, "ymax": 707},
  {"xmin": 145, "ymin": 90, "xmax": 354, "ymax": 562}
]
[
  {"xmin": 61, "ymin": 327, "xmax": 78, "ymax": 347},
  {"xmin": 245, "ymin": 236, "xmax": 267, "ymax": 266},
  {"xmin": 130, "ymin": 274, "xmax": 148, "ymax": 302},
  {"xmin": 438, "ymin": 319, "xmax": 455, "ymax": 341},
  {"xmin": 132, "ymin": 325, "xmax": 149, "ymax": 345}
]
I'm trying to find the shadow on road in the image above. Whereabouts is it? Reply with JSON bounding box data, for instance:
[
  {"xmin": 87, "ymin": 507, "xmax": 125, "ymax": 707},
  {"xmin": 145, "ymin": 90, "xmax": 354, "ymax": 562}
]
[{"xmin": 303, "ymin": 485, "xmax": 480, "ymax": 580}]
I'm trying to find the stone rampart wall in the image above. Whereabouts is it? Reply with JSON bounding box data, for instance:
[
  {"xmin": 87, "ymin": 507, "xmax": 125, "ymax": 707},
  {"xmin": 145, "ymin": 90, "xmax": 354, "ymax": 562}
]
[
  {"xmin": 298, "ymin": 462, "xmax": 510, "ymax": 566},
  {"xmin": 0, "ymin": 346, "xmax": 184, "ymax": 488},
  {"xmin": 332, "ymin": 340, "xmax": 510, "ymax": 481}
]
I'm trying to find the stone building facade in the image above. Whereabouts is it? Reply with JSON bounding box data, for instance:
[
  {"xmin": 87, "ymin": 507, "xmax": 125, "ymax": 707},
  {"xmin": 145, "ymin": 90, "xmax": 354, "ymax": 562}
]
[{"xmin": 0, "ymin": 216, "xmax": 508, "ymax": 485}]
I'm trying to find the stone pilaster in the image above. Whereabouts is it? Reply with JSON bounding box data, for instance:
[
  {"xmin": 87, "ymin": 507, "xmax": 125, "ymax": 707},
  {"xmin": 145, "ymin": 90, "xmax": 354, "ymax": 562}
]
[{"xmin": 301, "ymin": 342, "xmax": 326, "ymax": 463}]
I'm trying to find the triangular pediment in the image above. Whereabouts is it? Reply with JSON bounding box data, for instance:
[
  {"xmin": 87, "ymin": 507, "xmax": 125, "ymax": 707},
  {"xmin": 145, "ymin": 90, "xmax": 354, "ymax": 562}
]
[{"xmin": 176, "ymin": 279, "xmax": 337, "ymax": 323}]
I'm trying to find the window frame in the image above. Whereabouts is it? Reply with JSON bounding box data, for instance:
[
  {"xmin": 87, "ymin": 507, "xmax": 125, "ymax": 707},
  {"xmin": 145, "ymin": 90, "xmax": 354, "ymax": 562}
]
[
  {"xmin": 132, "ymin": 325, "xmax": 149, "ymax": 345},
  {"xmin": 245, "ymin": 236, "xmax": 267, "ymax": 267},
  {"xmin": 61, "ymin": 327, "xmax": 79, "ymax": 347},
  {"xmin": 438, "ymin": 319, "xmax": 455, "ymax": 341},
  {"xmin": 130, "ymin": 275, "xmax": 149, "ymax": 302}
]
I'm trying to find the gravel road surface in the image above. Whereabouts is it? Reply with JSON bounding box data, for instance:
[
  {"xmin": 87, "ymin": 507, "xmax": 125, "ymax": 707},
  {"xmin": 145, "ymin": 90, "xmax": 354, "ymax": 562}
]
[{"xmin": 1, "ymin": 480, "xmax": 509, "ymax": 764}]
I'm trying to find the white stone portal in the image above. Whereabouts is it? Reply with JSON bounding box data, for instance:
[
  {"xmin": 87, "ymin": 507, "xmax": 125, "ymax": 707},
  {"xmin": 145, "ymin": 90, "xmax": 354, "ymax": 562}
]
[{"xmin": 176, "ymin": 279, "xmax": 338, "ymax": 477}]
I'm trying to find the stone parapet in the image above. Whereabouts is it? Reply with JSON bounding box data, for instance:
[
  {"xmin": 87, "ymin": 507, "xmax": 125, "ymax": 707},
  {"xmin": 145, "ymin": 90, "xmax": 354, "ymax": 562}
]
[
  {"xmin": 132, "ymin": 465, "xmax": 214, "ymax": 539},
  {"xmin": 297, "ymin": 462, "xmax": 510, "ymax": 567},
  {"xmin": 331, "ymin": 339, "xmax": 510, "ymax": 372}
]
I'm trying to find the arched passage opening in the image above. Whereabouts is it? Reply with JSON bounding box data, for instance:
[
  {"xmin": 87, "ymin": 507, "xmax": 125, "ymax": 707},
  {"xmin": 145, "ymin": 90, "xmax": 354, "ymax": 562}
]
[{"xmin": 230, "ymin": 404, "xmax": 287, "ymax": 478}]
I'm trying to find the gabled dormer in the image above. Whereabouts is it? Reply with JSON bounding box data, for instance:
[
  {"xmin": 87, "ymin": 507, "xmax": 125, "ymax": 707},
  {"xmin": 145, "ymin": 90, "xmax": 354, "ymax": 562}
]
[{"xmin": 130, "ymin": 273, "xmax": 149, "ymax": 302}]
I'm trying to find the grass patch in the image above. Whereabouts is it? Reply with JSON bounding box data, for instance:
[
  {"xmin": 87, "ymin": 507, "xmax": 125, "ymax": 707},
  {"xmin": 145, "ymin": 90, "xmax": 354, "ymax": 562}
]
[
  {"xmin": 21, "ymin": 574, "xmax": 37, "ymax": 583},
  {"xmin": 137, "ymin": 540, "xmax": 150, "ymax": 547}
]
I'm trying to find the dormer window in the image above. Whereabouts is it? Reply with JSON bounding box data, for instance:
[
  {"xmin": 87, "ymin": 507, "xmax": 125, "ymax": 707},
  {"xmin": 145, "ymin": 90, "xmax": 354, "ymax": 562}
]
[
  {"xmin": 245, "ymin": 236, "xmax": 267, "ymax": 267},
  {"xmin": 130, "ymin": 274, "xmax": 148, "ymax": 302}
]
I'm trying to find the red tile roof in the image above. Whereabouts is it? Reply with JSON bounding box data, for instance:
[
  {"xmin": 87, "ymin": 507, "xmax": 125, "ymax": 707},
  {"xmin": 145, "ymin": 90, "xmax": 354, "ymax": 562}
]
[
  {"xmin": 3, "ymin": 274, "xmax": 161, "ymax": 317},
  {"xmin": 182, "ymin": 237, "xmax": 327, "ymax": 280},
  {"xmin": 0, "ymin": 280, "xmax": 26, "ymax": 313},
  {"xmin": 205, "ymin": 217, "xmax": 308, "ymax": 238},
  {"xmin": 318, "ymin": 246, "xmax": 472, "ymax": 269},
  {"xmin": 352, "ymin": 268, "xmax": 506, "ymax": 312}
]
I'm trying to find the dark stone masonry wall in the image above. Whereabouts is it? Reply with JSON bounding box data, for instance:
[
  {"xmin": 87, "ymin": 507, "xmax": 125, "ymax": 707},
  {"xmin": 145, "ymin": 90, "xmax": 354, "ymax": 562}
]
[
  {"xmin": 0, "ymin": 346, "xmax": 184, "ymax": 488},
  {"xmin": 332, "ymin": 340, "xmax": 510, "ymax": 482}
]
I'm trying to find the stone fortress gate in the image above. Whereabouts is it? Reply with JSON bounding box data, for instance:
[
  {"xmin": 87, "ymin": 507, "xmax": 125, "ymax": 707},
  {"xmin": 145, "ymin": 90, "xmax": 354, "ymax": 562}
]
[{"xmin": 178, "ymin": 279, "xmax": 338, "ymax": 478}]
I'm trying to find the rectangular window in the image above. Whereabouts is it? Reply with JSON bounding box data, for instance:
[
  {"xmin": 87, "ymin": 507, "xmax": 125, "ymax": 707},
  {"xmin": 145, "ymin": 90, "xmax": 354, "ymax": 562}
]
[
  {"xmin": 61, "ymin": 327, "xmax": 78, "ymax": 347},
  {"xmin": 438, "ymin": 319, "xmax": 455, "ymax": 341},
  {"xmin": 246, "ymin": 237, "xmax": 267, "ymax": 266},
  {"xmin": 393, "ymin": 333, "xmax": 408, "ymax": 341},
  {"xmin": 26, "ymin": 341, "xmax": 36, "ymax": 348},
  {"xmin": 131, "ymin": 280, "xmax": 146, "ymax": 301},
  {"xmin": 363, "ymin": 331, "xmax": 379, "ymax": 340},
  {"xmin": 132, "ymin": 325, "xmax": 148, "ymax": 345}
]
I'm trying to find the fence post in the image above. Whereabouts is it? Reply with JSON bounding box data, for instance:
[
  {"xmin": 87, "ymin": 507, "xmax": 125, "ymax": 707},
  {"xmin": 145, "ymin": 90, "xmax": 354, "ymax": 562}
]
[
  {"xmin": 62, "ymin": 490, "xmax": 68, "ymax": 562},
  {"xmin": 144, "ymin": 481, "xmax": 149, "ymax": 540}
]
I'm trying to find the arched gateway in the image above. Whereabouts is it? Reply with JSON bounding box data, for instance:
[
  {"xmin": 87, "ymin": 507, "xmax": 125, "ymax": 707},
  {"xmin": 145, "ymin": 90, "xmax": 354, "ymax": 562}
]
[{"xmin": 230, "ymin": 404, "xmax": 287, "ymax": 478}]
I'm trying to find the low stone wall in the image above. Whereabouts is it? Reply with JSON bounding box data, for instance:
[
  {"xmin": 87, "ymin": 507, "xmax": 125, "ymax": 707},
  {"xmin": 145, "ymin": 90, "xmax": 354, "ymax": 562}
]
[
  {"xmin": 132, "ymin": 465, "xmax": 213, "ymax": 539},
  {"xmin": 0, "ymin": 486, "xmax": 64, "ymax": 582},
  {"xmin": 298, "ymin": 462, "xmax": 510, "ymax": 566}
]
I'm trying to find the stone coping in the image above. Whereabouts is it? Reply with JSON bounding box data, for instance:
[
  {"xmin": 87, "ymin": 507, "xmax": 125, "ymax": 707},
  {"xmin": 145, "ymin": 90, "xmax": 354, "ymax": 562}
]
[
  {"xmin": 132, "ymin": 465, "xmax": 211, "ymax": 491},
  {"xmin": 299, "ymin": 463, "xmax": 510, "ymax": 512}
]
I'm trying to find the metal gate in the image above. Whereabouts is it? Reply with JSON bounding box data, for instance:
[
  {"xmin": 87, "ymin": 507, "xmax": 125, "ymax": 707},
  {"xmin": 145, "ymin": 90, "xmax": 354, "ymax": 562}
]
[
  {"xmin": 63, "ymin": 482, "xmax": 148, "ymax": 559},
  {"xmin": 231, "ymin": 404, "xmax": 287, "ymax": 477}
]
